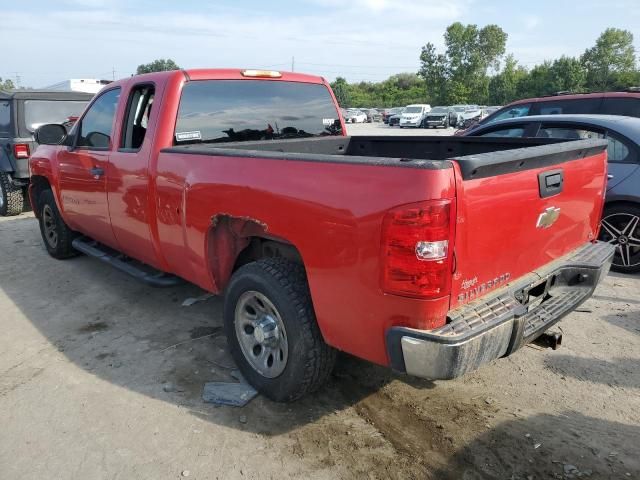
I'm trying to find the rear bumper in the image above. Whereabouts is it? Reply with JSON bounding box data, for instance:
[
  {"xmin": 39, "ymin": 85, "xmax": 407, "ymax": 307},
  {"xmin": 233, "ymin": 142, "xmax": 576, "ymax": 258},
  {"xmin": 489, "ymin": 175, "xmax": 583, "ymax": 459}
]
[{"xmin": 386, "ymin": 242, "xmax": 615, "ymax": 380}]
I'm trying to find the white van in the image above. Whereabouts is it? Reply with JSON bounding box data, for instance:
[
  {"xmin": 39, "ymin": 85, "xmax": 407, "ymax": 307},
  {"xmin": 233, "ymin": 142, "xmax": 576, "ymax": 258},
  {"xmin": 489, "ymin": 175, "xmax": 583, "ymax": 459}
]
[{"xmin": 399, "ymin": 104, "xmax": 431, "ymax": 128}]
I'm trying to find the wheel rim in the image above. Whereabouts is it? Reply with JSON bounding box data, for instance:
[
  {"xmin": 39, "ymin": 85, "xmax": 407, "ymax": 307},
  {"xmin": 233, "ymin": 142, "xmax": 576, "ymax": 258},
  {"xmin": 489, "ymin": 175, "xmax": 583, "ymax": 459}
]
[
  {"xmin": 0, "ymin": 179, "xmax": 4, "ymax": 209},
  {"xmin": 42, "ymin": 204, "xmax": 58, "ymax": 248},
  {"xmin": 234, "ymin": 290, "xmax": 288, "ymax": 378},
  {"xmin": 599, "ymin": 213, "xmax": 640, "ymax": 269}
]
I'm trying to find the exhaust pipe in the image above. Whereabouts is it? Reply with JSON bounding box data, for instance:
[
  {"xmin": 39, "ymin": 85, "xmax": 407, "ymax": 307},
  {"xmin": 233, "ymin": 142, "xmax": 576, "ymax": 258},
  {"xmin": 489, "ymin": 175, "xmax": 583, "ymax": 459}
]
[{"xmin": 533, "ymin": 331, "xmax": 563, "ymax": 350}]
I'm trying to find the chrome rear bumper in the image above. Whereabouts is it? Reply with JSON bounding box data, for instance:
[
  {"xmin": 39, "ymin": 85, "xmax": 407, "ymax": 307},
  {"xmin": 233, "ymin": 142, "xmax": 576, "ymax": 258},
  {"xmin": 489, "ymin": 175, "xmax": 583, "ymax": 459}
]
[{"xmin": 386, "ymin": 242, "xmax": 615, "ymax": 380}]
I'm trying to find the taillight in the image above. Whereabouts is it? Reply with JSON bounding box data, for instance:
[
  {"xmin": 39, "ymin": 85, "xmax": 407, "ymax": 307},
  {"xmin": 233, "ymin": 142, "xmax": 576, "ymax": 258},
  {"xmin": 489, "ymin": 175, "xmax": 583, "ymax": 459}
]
[
  {"xmin": 13, "ymin": 144, "xmax": 30, "ymax": 159},
  {"xmin": 381, "ymin": 199, "xmax": 454, "ymax": 299}
]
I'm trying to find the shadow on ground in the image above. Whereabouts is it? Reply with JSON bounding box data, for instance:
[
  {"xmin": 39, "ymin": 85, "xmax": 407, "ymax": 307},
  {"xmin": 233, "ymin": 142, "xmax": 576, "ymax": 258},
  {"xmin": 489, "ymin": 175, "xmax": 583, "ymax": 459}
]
[{"xmin": 0, "ymin": 215, "xmax": 436, "ymax": 437}]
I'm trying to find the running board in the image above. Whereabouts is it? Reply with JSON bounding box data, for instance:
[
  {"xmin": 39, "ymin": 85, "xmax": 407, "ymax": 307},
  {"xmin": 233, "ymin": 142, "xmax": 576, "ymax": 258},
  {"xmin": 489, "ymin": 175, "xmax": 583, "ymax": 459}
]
[{"xmin": 72, "ymin": 237, "xmax": 183, "ymax": 287}]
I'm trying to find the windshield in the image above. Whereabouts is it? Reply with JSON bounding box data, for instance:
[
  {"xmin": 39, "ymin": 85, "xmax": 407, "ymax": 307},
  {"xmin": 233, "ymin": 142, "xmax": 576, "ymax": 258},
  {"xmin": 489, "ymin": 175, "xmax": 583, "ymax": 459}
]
[
  {"xmin": 430, "ymin": 107, "xmax": 447, "ymax": 113},
  {"xmin": 453, "ymin": 106, "xmax": 465, "ymax": 112},
  {"xmin": 175, "ymin": 80, "xmax": 342, "ymax": 144},
  {"xmin": 404, "ymin": 106, "xmax": 422, "ymax": 113},
  {"xmin": 23, "ymin": 100, "xmax": 89, "ymax": 132}
]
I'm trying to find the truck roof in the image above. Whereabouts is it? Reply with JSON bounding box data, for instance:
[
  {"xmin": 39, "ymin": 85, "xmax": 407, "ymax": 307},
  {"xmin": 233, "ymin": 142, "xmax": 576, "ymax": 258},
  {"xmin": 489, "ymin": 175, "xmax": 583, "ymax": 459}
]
[
  {"xmin": 119, "ymin": 69, "xmax": 328, "ymax": 86},
  {"xmin": 0, "ymin": 89, "xmax": 95, "ymax": 101}
]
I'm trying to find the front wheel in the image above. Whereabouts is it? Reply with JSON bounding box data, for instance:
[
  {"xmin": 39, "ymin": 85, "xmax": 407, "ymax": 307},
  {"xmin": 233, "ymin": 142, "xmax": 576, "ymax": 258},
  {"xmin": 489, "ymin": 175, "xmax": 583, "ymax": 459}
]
[
  {"xmin": 599, "ymin": 204, "xmax": 640, "ymax": 273},
  {"xmin": 224, "ymin": 258, "xmax": 336, "ymax": 402},
  {"xmin": 0, "ymin": 171, "xmax": 24, "ymax": 216}
]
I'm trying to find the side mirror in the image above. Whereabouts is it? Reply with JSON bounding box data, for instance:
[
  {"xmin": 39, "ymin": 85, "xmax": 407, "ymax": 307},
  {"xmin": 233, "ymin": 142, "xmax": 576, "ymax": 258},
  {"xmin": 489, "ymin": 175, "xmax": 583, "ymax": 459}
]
[{"xmin": 35, "ymin": 124, "xmax": 67, "ymax": 145}]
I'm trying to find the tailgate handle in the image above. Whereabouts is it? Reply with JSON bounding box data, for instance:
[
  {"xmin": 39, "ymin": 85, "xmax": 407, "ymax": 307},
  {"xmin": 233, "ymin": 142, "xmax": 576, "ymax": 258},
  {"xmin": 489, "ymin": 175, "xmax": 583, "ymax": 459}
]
[{"xmin": 538, "ymin": 169, "xmax": 563, "ymax": 198}]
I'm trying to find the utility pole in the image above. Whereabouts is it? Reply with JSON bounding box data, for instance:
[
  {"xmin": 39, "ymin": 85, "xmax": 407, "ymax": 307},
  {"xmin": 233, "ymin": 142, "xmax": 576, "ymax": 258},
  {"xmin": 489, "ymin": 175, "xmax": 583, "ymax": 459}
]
[
  {"xmin": 112, "ymin": 67, "xmax": 116, "ymax": 81},
  {"xmin": 14, "ymin": 72, "xmax": 21, "ymax": 88},
  {"xmin": 291, "ymin": 56, "xmax": 295, "ymax": 72}
]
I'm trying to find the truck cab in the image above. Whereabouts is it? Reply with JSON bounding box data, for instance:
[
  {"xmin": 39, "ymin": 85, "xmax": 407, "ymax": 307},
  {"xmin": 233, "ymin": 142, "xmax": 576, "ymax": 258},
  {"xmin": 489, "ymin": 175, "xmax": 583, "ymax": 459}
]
[{"xmin": 0, "ymin": 90, "xmax": 93, "ymax": 215}]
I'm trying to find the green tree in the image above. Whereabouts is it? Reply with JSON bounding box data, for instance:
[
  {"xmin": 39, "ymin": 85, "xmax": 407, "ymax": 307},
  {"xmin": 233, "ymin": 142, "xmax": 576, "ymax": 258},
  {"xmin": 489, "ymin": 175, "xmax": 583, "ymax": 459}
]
[
  {"xmin": 330, "ymin": 77, "xmax": 351, "ymax": 107},
  {"xmin": 0, "ymin": 78, "xmax": 15, "ymax": 90},
  {"xmin": 582, "ymin": 28, "xmax": 637, "ymax": 90},
  {"xmin": 419, "ymin": 43, "xmax": 448, "ymax": 104},
  {"xmin": 136, "ymin": 58, "xmax": 181, "ymax": 75},
  {"xmin": 488, "ymin": 55, "xmax": 528, "ymax": 104},
  {"xmin": 419, "ymin": 23, "xmax": 508, "ymax": 104},
  {"xmin": 548, "ymin": 56, "xmax": 586, "ymax": 93}
]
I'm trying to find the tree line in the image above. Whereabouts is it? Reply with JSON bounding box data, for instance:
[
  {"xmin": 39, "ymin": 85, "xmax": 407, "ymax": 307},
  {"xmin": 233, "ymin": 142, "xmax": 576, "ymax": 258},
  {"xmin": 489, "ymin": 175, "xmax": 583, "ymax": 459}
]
[{"xmin": 331, "ymin": 25, "xmax": 640, "ymax": 108}]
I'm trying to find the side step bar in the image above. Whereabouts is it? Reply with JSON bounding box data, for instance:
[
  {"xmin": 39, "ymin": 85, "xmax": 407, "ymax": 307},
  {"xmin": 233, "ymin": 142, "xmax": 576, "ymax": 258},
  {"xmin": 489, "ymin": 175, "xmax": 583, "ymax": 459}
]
[{"xmin": 72, "ymin": 237, "xmax": 183, "ymax": 288}]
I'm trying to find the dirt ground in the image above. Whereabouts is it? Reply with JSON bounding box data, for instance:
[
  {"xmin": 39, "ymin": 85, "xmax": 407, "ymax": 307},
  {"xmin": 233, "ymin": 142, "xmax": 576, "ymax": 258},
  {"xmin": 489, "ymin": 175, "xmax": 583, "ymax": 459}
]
[{"xmin": 1, "ymin": 212, "xmax": 638, "ymax": 480}]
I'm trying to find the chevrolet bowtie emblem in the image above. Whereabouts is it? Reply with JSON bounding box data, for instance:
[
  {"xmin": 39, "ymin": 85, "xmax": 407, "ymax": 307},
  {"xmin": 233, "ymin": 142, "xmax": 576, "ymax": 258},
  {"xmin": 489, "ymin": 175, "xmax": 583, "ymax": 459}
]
[{"xmin": 536, "ymin": 206, "xmax": 561, "ymax": 229}]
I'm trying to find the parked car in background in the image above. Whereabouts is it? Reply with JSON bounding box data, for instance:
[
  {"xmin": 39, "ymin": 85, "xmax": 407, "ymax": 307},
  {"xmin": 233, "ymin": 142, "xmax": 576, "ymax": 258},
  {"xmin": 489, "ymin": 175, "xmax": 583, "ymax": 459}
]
[
  {"xmin": 383, "ymin": 107, "xmax": 403, "ymax": 124},
  {"xmin": 0, "ymin": 89, "xmax": 93, "ymax": 215},
  {"xmin": 30, "ymin": 67, "xmax": 613, "ymax": 401},
  {"xmin": 344, "ymin": 108, "xmax": 367, "ymax": 123},
  {"xmin": 423, "ymin": 106, "xmax": 458, "ymax": 128},
  {"xmin": 458, "ymin": 89, "xmax": 640, "ymax": 135},
  {"xmin": 464, "ymin": 114, "xmax": 640, "ymax": 273},
  {"xmin": 363, "ymin": 108, "xmax": 382, "ymax": 123},
  {"xmin": 399, "ymin": 104, "xmax": 431, "ymax": 128}
]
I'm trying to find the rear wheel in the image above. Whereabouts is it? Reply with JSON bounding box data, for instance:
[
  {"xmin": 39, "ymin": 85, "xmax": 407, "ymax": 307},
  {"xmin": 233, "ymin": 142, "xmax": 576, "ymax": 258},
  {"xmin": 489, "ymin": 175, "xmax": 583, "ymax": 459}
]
[
  {"xmin": 224, "ymin": 257, "xmax": 336, "ymax": 402},
  {"xmin": 0, "ymin": 171, "xmax": 24, "ymax": 216},
  {"xmin": 37, "ymin": 189, "xmax": 79, "ymax": 259},
  {"xmin": 599, "ymin": 204, "xmax": 640, "ymax": 273}
]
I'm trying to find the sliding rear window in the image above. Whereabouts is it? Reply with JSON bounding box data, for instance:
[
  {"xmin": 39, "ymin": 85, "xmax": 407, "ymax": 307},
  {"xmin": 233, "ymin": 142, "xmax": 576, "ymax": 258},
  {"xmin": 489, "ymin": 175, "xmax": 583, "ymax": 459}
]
[{"xmin": 174, "ymin": 80, "xmax": 342, "ymax": 145}]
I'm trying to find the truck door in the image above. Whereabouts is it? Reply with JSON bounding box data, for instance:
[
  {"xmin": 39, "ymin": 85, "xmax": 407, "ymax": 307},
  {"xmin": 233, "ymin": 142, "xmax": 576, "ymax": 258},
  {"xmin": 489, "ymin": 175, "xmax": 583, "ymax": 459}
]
[
  {"xmin": 57, "ymin": 88, "xmax": 121, "ymax": 247},
  {"xmin": 106, "ymin": 83, "xmax": 159, "ymax": 267}
]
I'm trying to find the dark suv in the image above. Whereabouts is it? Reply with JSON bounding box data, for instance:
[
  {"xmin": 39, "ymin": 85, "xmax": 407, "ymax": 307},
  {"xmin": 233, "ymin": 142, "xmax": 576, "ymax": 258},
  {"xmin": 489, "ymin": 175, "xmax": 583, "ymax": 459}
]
[
  {"xmin": 457, "ymin": 90, "xmax": 640, "ymax": 135},
  {"xmin": 0, "ymin": 90, "xmax": 93, "ymax": 215}
]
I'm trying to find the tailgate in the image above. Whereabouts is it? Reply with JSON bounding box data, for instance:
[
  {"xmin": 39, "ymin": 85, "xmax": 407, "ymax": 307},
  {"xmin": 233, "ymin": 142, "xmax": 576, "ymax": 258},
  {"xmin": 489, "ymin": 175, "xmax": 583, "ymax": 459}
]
[{"xmin": 450, "ymin": 139, "xmax": 608, "ymax": 309}]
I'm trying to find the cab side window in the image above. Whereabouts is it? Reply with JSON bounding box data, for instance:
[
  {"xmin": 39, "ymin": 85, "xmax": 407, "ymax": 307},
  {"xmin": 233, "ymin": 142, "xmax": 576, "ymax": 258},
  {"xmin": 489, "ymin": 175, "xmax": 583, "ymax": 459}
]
[
  {"xmin": 120, "ymin": 84, "xmax": 155, "ymax": 150},
  {"xmin": 0, "ymin": 101, "xmax": 10, "ymax": 136},
  {"xmin": 536, "ymin": 126, "xmax": 604, "ymax": 140},
  {"xmin": 478, "ymin": 126, "xmax": 526, "ymax": 138},
  {"xmin": 77, "ymin": 88, "xmax": 121, "ymax": 149},
  {"xmin": 486, "ymin": 104, "xmax": 531, "ymax": 124},
  {"xmin": 606, "ymin": 133, "xmax": 637, "ymax": 164}
]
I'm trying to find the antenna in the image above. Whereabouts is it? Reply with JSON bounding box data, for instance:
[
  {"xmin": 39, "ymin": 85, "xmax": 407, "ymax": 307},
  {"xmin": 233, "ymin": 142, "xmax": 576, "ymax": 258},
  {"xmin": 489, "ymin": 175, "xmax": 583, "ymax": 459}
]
[{"xmin": 291, "ymin": 56, "xmax": 295, "ymax": 72}]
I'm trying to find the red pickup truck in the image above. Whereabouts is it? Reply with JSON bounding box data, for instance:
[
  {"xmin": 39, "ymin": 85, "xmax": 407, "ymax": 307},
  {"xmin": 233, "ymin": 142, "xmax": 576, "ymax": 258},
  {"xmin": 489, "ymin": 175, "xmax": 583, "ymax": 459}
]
[{"xmin": 30, "ymin": 69, "xmax": 614, "ymax": 401}]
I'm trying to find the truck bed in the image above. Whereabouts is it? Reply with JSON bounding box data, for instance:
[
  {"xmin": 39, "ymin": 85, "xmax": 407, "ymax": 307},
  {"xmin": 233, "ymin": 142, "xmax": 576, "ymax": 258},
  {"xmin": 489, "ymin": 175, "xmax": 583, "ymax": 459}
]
[{"xmin": 163, "ymin": 135, "xmax": 605, "ymax": 179}]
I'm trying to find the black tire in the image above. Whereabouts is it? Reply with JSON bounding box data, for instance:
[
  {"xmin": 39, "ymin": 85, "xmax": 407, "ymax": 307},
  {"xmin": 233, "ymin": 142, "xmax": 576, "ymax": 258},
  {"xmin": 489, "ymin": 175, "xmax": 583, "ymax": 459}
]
[
  {"xmin": 599, "ymin": 203, "xmax": 640, "ymax": 273},
  {"xmin": 0, "ymin": 171, "xmax": 24, "ymax": 216},
  {"xmin": 224, "ymin": 257, "xmax": 336, "ymax": 402},
  {"xmin": 37, "ymin": 189, "xmax": 79, "ymax": 259}
]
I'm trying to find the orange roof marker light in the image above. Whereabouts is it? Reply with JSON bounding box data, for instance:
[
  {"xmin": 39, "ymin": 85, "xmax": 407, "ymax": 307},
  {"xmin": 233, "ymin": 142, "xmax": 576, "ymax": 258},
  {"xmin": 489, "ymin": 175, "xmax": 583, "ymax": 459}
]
[{"xmin": 241, "ymin": 70, "xmax": 282, "ymax": 78}]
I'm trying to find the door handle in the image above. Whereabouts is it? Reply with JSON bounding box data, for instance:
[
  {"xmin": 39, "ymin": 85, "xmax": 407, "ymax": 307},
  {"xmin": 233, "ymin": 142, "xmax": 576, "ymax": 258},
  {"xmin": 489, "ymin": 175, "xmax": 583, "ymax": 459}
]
[{"xmin": 90, "ymin": 166, "xmax": 104, "ymax": 179}]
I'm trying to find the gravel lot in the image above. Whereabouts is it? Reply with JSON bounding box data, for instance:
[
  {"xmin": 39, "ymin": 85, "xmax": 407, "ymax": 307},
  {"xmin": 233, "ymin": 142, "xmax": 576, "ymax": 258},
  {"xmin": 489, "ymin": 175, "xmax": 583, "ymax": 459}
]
[{"xmin": 1, "ymin": 138, "xmax": 638, "ymax": 479}]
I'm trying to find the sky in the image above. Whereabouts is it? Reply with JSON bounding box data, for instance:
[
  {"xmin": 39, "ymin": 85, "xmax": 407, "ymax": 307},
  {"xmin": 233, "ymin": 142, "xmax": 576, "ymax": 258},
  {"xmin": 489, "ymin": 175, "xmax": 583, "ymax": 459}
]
[{"xmin": 2, "ymin": 0, "xmax": 639, "ymax": 88}]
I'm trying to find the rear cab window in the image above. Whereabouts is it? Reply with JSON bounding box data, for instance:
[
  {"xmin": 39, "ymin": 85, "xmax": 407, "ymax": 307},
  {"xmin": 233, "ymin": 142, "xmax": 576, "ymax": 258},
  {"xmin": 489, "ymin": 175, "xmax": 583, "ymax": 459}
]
[
  {"xmin": 23, "ymin": 100, "xmax": 89, "ymax": 134},
  {"xmin": 174, "ymin": 80, "xmax": 342, "ymax": 145}
]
